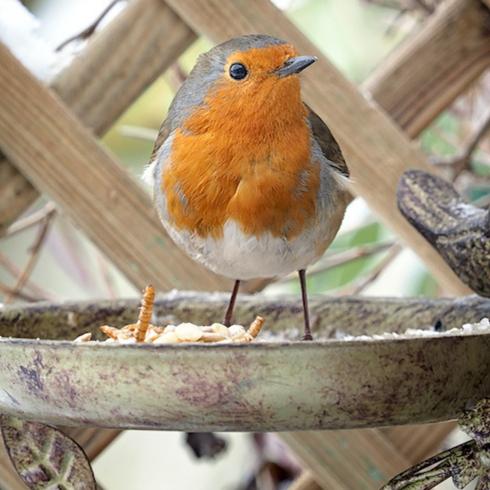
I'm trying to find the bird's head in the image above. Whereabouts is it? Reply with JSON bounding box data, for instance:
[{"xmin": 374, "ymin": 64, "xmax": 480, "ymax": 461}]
[
  {"xmin": 170, "ymin": 35, "xmax": 316, "ymax": 132},
  {"xmin": 213, "ymin": 35, "xmax": 316, "ymax": 86}
]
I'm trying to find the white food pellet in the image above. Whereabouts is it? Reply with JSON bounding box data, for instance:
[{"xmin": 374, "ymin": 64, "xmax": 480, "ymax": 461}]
[
  {"xmin": 228, "ymin": 325, "xmax": 246, "ymax": 339},
  {"xmin": 154, "ymin": 332, "xmax": 179, "ymax": 344},
  {"xmin": 211, "ymin": 323, "xmax": 230, "ymax": 337},
  {"xmin": 175, "ymin": 323, "xmax": 203, "ymax": 342}
]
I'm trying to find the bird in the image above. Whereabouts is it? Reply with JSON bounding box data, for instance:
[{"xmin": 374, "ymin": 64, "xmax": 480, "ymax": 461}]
[{"xmin": 144, "ymin": 34, "xmax": 350, "ymax": 340}]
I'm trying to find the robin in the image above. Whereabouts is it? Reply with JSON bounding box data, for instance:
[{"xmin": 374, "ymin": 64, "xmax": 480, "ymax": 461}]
[{"xmin": 144, "ymin": 35, "xmax": 350, "ymax": 340}]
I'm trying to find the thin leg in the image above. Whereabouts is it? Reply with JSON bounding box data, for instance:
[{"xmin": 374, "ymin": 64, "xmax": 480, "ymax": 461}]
[
  {"xmin": 223, "ymin": 280, "xmax": 240, "ymax": 326},
  {"xmin": 298, "ymin": 269, "xmax": 312, "ymax": 340}
]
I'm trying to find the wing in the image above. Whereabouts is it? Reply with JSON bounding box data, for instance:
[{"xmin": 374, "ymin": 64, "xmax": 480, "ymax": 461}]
[
  {"xmin": 307, "ymin": 105, "xmax": 349, "ymax": 178},
  {"xmin": 149, "ymin": 117, "xmax": 171, "ymax": 165},
  {"xmin": 142, "ymin": 117, "xmax": 171, "ymax": 186}
]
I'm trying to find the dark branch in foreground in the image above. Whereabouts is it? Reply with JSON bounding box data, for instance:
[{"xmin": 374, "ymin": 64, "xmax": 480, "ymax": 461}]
[{"xmin": 398, "ymin": 170, "xmax": 489, "ymax": 297}]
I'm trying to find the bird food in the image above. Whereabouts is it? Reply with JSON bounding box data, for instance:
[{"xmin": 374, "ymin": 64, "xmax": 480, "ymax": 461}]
[{"xmin": 73, "ymin": 285, "xmax": 265, "ymax": 344}]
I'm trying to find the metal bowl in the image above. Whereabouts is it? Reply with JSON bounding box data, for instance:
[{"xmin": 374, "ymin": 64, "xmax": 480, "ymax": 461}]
[{"xmin": 0, "ymin": 294, "xmax": 488, "ymax": 431}]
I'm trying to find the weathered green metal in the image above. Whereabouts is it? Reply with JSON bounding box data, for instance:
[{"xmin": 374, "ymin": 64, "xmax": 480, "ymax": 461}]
[
  {"xmin": 0, "ymin": 294, "xmax": 488, "ymax": 431},
  {"xmin": 0, "ymin": 414, "xmax": 96, "ymax": 489},
  {"xmin": 1, "ymin": 292, "xmax": 488, "ymax": 340}
]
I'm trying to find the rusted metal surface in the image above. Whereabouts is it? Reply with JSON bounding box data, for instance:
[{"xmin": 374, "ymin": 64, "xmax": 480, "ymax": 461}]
[
  {"xmin": 398, "ymin": 170, "xmax": 490, "ymax": 297},
  {"xmin": 0, "ymin": 295, "xmax": 488, "ymax": 431}
]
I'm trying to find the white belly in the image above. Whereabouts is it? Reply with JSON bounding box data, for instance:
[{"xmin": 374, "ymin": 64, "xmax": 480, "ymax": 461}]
[
  {"xmin": 148, "ymin": 133, "xmax": 347, "ymax": 280},
  {"xmin": 161, "ymin": 216, "xmax": 338, "ymax": 280}
]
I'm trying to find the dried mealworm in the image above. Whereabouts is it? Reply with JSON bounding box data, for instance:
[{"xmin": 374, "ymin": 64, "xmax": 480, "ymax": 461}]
[
  {"xmin": 135, "ymin": 285, "xmax": 155, "ymax": 342},
  {"xmin": 74, "ymin": 332, "xmax": 92, "ymax": 342},
  {"xmin": 100, "ymin": 325, "xmax": 120, "ymax": 340},
  {"xmin": 200, "ymin": 332, "xmax": 229, "ymax": 343},
  {"xmin": 247, "ymin": 316, "xmax": 265, "ymax": 339}
]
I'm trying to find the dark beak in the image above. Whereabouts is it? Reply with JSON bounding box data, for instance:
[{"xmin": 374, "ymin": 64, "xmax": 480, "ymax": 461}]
[{"xmin": 275, "ymin": 55, "xmax": 317, "ymax": 77}]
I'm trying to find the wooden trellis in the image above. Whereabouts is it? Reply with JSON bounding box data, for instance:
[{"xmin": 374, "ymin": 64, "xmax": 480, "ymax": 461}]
[{"xmin": 0, "ymin": 0, "xmax": 489, "ymax": 488}]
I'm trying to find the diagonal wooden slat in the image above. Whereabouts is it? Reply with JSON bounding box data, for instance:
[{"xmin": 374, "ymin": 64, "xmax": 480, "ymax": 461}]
[
  {"xmin": 290, "ymin": 421, "xmax": 456, "ymax": 490},
  {"xmin": 281, "ymin": 429, "xmax": 410, "ymax": 489},
  {"xmin": 162, "ymin": 0, "xmax": 471, "ymax": 295},
  {"xmin": 0, "ymin": 439, "xmax": 25, "ymax": 490},
  {"xmin": 289, "ymin": 471, "xmax": 322, "ymax": 490},
  {"xmin": 383, "ymin": 420, "xmax": 457, "ymax": 463},
  {"xmin": 0, "ymin": 42, "xmax": 225, "ymax": 292},
  {"xmin": 364, "ymin": 0, "xmax": 490, "ymax": 137},
  {"xmin": 0, "ymin": 0, "xmax": 197, "ymax": 232},
  {"xmin": 61, "ymin": 427, "xmax": 121, "ymax": 461}
]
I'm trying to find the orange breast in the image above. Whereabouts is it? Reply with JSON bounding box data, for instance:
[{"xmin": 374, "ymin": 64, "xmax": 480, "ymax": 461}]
[{"xmin": 162, "ymin": 77, "xmax": 320, "ymax": 239}]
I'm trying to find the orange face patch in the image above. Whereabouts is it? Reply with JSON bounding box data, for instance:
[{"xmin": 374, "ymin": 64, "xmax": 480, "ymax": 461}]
[
  {"xmin": 162, "ymin": 44, "xmax": 319, "ymax": 240},
  {"xmin": 225, "ymin": 44, "xmax": 298, "ymax": 82}
]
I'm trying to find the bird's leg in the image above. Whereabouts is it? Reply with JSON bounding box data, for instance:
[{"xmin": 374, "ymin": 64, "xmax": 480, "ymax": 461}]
[
  {"xmin": 298, "ymin": 269, "xmax": 313, "ymax": 340},
  {"xmin": 223, "ymin": 280, "xmax": 240, "ymax": 327}
]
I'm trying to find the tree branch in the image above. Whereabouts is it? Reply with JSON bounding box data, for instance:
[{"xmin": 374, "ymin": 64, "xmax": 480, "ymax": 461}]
[
  {"xmin": 56, "ymin": 0, "xmax": 125, "ymax": 52},
  {"xmin": 4, "ymin": 210, "xmax": 56, "ymax": 303},
  {"xmin": 3, "ymin": 202, "xmax": 56, "ymax": 239},
  {"xmin": 0, "ymin": 282, "xmax": 40, "ymax": 302},
  {"xmin": 341, "ymin": 244, "xmax": 403, "ymax": 295},
  {"xmin": 0, "ymin": 252, "xmax": 54, "ymax": 300},
  {"xmin": 432, "ymin": 111, "xmax": 490, "ymax": 180}
]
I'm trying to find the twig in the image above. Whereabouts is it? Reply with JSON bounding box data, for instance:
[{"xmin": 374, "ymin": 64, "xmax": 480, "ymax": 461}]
[
  {"xmin": 167, "ymin": 62, "xmax": 188, "ymax": 93},
  {"xmin": 384, "ymin": 8, "xmax": 409, "ymax": 36},
  {"xmin": 5, "ymin": 210, "xmax": 56, "ymax": 303},
  {"xmin": 0, "ymin": 281, "xmax": 40, "ymax": 302},
  {"xmin": 363, "ymin": 0, "xmax": 406, "ymax": 10},
  {"xmin": 4, "ymin": 202, "xmax": 56, "ymax": 238},
  {"xmin": 0, "ymin": 252, "xmax": 54, "ymax": 300},
  {"xmin": 56, "ymin": 0, "xmax": 124, "ymax": 52},
  {"xmin": 411, "ymin": 0, "xmax": 435, "ymax": 14},
  {"xmin": 432, "ymin": 111, "xmax": 490, "ymax": 180},
  {"xmin": 429, "ymin": 125, "xmax": 459, "ymax": 152},
  {"xmin": 118, "ymin": 125, "xmax": 158, "ymax": 141},
  {"xmin": 338, "ymin": 244, "xmax": 402, "ymax": 295},
  {"xmin": 363, "ymin": 0, "xmax": 435, "ymax": 14},
  {"xmin": 277, "ymin": 241, "xmax": 396, "ymax": 283},
  {"xmin": 309, "ymin": 241, "xmax": 395, "ymax": 276}
]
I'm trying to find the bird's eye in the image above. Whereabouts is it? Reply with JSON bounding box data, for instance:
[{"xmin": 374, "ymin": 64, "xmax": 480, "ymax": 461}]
[{"xmin": 229, "ymin": 63, "xmax": 248, "ymax": 80}]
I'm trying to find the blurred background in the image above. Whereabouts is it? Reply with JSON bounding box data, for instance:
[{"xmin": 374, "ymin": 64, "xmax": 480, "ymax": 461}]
[{"xmin": 0, "ymin": 0, "xmax": 488, "ymax": 488}]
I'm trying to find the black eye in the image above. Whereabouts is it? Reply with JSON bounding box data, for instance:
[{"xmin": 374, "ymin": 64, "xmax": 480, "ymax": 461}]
[{"xmin": 229, "ymin": 63, "xmax": 248, "ymax": 80}]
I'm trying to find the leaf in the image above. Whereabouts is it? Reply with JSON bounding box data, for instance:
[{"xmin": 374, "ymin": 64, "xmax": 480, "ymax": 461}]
[{"xmin": 0, "ymin": 414, "xmax": 96, "ymax": 489}]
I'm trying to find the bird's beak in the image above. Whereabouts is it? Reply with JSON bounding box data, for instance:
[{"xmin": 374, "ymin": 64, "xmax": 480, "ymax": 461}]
[{"xmin": 275, "ymin": 55, "xmax": 317, "ymax": 77}]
